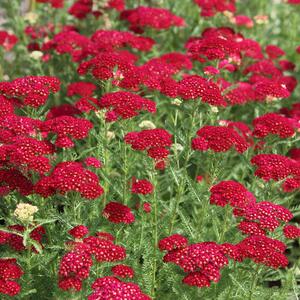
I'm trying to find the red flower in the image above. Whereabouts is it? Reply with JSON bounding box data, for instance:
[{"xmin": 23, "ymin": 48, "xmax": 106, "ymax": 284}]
[
  {"xmin": 68, "ymin": 0, "xmax": 93, "ymax": 19},
  {"xmin": 84, "ymin": 157, "xmax": 102, "ymax": 169},
  {"xmin": 45, "ymin": 104, "xmax": 82, "ymax": 120},
  {"xmin": 77, "ymin": 51, "xmax": 138, "ymax": 88},
  {"xmin": 192, "ymin": 126, "xmax": 250, "ymax": 153},
  {"xmin": 111, "ymin": 265, "xmax": 134, "ymax": 278},
  {"xmin": 68, "ymin": 225, "xmax": 89, "ymax": 239},
  {"xmin": 142, "ymin": 202, "xmax": 151, "ymax": 213},
  {"xmin": 120, "ymin": 6, "xmax": 185, "ymax": 32},
  {"xmin": 125, "ymin": 128, "xmax": 172, "ymax": 169},
  {"xmin": 283, "ymin": 225, "xmax": 300, "ymax": 239},
  {"xmin": 99, "ymin": 91, "xmax": 156, "ymax": 122},
  {"xmin": 103, "ymin": 202, "xmax": 135, "ymax": 224},
  {"xmin": 35, "ymin": 161, "xmax": 104, "ymax": 200},
  {"xmin": 89, "ymin": 276, "xmax": 151, "ymax": 300},
  {"xmin": 182, "ymin": 272, "xmax": 211, "ymax": 287},
  {"xmin": 210, "ymin": 181, "xmax": 255, "ymax": 208},
  {"xmin": 0, "ymin": 259, "xmax": 23, "ymax": 296},
  {"xmin": 252, "ymin": 113, "xmax": 295, "ymax": 138},
  {"xmin": 160, "ymin": 237, "xmax": 228, "ymax": 288},
  {"xmin": 0, "ymin": 76, "xmax": 60, "ymax": 108},
  {"xmin": 232, "ymin": 15, "xmax": 253, "ymax": 28},
  {"xmin": 234, "ymin": 201, "xmax": 293, "ymax": 232},
  {"xmin": 185, "ymin": 28, "xmax": 239, "ymax": 62},
  {"xmin": 178, "ymin": 75, "xmax": 226, "ymax": 106},
  {"xmin": 237, "ymin": 235, "xmax": 288, "ymax": 268},
  {"xmin": 41, "ymin": 116, "xmax": 93, "ymax": 148},
  {"xmin": 36, "ymin": 0, "xmax": 64, "ymax": 8},
  {"xmin": 84, "ymin": 235, "xmax": 126, "ymax": 262},
  {"xmin": 251, "ymin": 154, "xmax": 300, "ymax": 181},
  {"xmin": 1, "ymin": 136, "xmax": 55, "ymax": 174},
  {"xmin": 58, "ymin": 248, "xmax": 93, "ymax": 291},
  {"xmin": 91, "ymin": 30, "xmax": 155, "ymax": 52},
  {"xmin": 194, "ymin": 0, "xmax": 236, "ymax": 17},
  {"xmin": 2, "ymin": 225, "xmax": 46, "ymax": 252},
  {"xmin": 0, "ymin": 31, "xmax": 18, "ymax": 51},
  {"xmin": 238, "ymin": 221, "xmax": 266, "ymax": 236},
  {"xmin": 0, "ymin": 169, "xmax": 33, "ymax": 196},
  {"xmin": 159, "ymin": 234, "xmax": 188, "ymax": 251},
  {"xmin": 67, "ymin": 82, "xmax": 96, "ymax": 98},
  {"xmin": 265, "ymin": 45, "xmax": 285, "ymax": 60},
  {"xmin": 131, "ymin": 178, "xmax": 153, "ymax": 195}
]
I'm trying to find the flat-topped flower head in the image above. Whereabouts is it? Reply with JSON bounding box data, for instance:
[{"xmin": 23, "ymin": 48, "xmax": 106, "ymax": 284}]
[
  {"xmin": 252, "ymin": 113, "xmax": 295, "ymax": 138},
  {"xmin": 103, "ymin": 202, "xmax": 135, "ymax": 224},
  {"xmin": 99, "ymin": 91, "xmax": 156, "ymax": 122},
  {"xmin": 111, "ymin": 265, "xmax": 134, "ymax": 278},
  {"xmin": 34, "ymin": 161, "xmax": 104, "ymax": 200},
  {"xmin": 192, "ymin": 125, "xmax": 250, "ymax": 153},
  {"xmin": 234, "ymin": 201, "xmax": 293, "ymax": 232},
  {"xmin": 210, "ymin": 181, "xmax": 255, "ymax": 208},
  {"xmin": 0, "ymin": 76, "xmax": 60, "ymax": 108},
  {"xmin": 120, "ymin": 6, "xmax": 185, "ymax": 32},
  {"xmin": 89, "ymin": 276, "xmax": 151, "ymax": 300},
  {"xmin": 0, "ymin": 258, "xmax": 23, "ymax": 296},
  {"xmin": 178, "ymin": 75, "xmax": 226, "ymax": 106}
]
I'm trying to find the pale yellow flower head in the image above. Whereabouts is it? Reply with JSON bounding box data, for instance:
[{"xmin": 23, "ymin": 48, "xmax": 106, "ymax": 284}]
[{"xmin": 14, "ymin": 203, "xmax": 38, "ymax": 222}]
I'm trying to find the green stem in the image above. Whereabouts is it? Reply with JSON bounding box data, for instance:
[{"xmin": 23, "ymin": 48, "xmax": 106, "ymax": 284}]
[
  {"xmin": 248, "ymin": 265, "xmax": 261, "ymax": 300},
  {"xmin": 150, "ymin": 168, "xmax": 158, "ymax": 298},
  {"xmin": 219, "ymin": 205, "xmax": 231, "ymax": 243},
  {"xmin": 168, "ymin": 102, "xmax": 198, "ymax": 234}
]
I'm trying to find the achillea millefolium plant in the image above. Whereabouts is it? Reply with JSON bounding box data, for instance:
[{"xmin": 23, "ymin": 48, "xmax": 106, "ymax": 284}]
[{"xmin": 0, "ymin": 0, "xmax": 300, "ymax": 299}]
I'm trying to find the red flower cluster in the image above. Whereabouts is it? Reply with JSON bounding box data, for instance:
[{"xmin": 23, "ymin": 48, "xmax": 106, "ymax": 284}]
[
  {"xmin": 41, "ymin": 116, "xmax": 93, "ymax": 148},
  {"xmin": 0, "ymin": 136, "xmax": 55, "ymax": 174},
  {"xmin": 251, "ymin": 154, "xmax": 300, "ymax": 185},
  {"xmin": 237, "ymin": 235, "xmax": 288, "ymax": 268},
  {"xmin": 77, "ymin": 51, "xmax": 137, "ymax": 85},
  {"xmin": 42, "ymin": 30, "xmax": 92, "ymax": 62},
  {"xmin": 111, "ymin": 264, "xmax": 135, "ymax": 278},
  {"xmin": 84, "ymin": 157, "xmax": 102, "ymax": 168},
  {"xmin": 192, "ymin": 125, "xmax": 250, "ymax": 153},
  {"xmin": 67, "ymin": 81, "xmax": 96, "ymax": 98},
  {"xmin": 283, "ymin": 225, "xmax": 300, "ymax": 239},
  {"xmin": 91, "ymin": 30, "xmax": 155, "ymax": 52},
  {"xmin": 103, "ymin": 202, "xmax": 135, "ymax": 224},
  {"xmin": 88, "ymin": 276, "xmax": 150, "ymax": 300},
  {"xmin": 178, "ymin": 75, "xmax": 226, "ymax": 106},
  {"xmin": 194, "ymin": 0, "xmax": 236, "ymax": 17},
  {"xmin": 234, "ymin": 201, "xmax": 293, "ymax": 233},
  {"xmin": 120, "ymin": 6, "xmax": 185, "ymax": 32},
  {"xmin": 0, "ymin": 225, "xmax": 46, "ymax": 252},
  {"xmin": 99, "ymin": 91, "xmax": 156, "ymax": 122},
  {"xmin": 210, "ymin": 181, "xmax": 256, "ymax": 208},
  {"xmin": 252, "ymin": 113, "xmax": 295, "ymax": 138},
  {"xmin": 0, "ymin": 31, "xmax": 18, "ymax": 51},
  {"xmin": 37, "ymin": 0, "xmax": 64, "ymax": 8},
  {"xmin": 59, "ymin": 230, "xmax": 126, "ymax": 291},
  {"xmin": 0, "ymin": 258, "xmax": 23, "ymax": 296},
  {"xmin": 0, "ymin": 76, "xmax": 60, "ymax": 108},
  {"xmin": 0, "ymin": 169, "xmax": 33, "ymax": 196},
  {"xmin": 131, "ymin": 178, "xmax": 153, "ymax": 195},
  {"xmin": 68, "ymin": 225, "xmax": 89, "ymax": 239},
  {"xmin": 160, "ymin": 235, "xmax": 228, "ymax": 288},
  {"xmin": 125, "ymin": 128, "xmax": 172, "ymax": 169},
  {"xmin": 35, "ymin": 162, "xmax": 104, "ymax": 200},
  {"xmin": 159, "ymin": 234, "xmax": 188, "ymax": 251}
]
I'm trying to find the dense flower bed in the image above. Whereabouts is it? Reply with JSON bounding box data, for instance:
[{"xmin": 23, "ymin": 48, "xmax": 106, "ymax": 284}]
[{"xmin": 0, "ymin": 0, "xmax": 299, "ymax": 299}]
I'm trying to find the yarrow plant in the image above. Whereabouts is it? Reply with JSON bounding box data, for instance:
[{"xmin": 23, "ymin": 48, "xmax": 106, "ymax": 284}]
[{"xmin": 0, "ymin": 0, "xmax": 299, "ymax": 299}]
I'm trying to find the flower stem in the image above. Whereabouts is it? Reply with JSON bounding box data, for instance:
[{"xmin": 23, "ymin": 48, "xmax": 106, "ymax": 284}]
[
  {"xmin": 248, "ymin": 265, "xmax": 261, "ymax": 300},
  {"xmin": 150, "ymin": 168, "xmax": 158, "ymax": 298}
]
